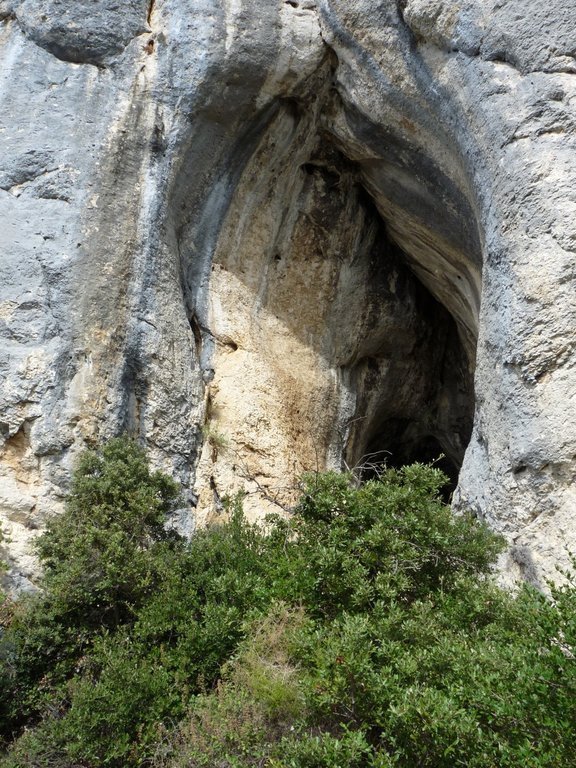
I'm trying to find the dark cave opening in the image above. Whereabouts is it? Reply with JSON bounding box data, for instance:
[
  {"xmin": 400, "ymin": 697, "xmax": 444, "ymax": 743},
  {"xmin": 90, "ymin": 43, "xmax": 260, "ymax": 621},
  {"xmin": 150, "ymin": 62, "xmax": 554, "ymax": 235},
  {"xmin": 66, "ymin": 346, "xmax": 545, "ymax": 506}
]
[
  {"xmin": 335, "ymin": 184, "xmax": 476, "ymax": 498},
  {"xmin": 294, "ymin": 143, "xmax": 479, "ymax": 495},
  {"xmin": 299, "ymin": 110, "xmax": 482, "ymax": 499},
  {"xmin": 361, "ymin": 419, "xmax": 461, "ymax": 500}
]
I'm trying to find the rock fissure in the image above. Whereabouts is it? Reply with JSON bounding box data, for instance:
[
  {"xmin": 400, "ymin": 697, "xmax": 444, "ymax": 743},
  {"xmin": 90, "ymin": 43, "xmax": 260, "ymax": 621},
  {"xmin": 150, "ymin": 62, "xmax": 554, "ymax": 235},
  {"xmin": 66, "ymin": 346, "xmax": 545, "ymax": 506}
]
[{"xmin": 146, "ymin": 0, "xmax": 156, "ymax": 27}]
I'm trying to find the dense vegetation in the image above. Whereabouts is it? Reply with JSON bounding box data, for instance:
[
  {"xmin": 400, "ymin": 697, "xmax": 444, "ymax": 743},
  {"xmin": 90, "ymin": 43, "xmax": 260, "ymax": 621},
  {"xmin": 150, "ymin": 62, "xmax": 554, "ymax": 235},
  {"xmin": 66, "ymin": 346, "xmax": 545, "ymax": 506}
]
[{"xmin": 0, "ymin": 438, "xmax": 575, "ymax": 767}]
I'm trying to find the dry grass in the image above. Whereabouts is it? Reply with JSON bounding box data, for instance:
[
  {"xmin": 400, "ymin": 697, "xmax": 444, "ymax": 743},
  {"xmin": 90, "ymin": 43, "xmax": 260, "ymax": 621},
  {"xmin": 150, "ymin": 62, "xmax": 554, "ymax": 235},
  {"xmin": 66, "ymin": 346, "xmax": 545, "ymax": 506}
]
[{"xmin": 153, "ymin": 604, "xmax": 307, "ymax": 768}]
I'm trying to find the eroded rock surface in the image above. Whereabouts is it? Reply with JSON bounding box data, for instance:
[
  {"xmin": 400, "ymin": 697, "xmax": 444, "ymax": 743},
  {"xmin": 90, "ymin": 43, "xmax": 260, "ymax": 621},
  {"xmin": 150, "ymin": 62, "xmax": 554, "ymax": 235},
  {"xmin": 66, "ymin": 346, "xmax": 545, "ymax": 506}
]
[{"xmin": 0, "ymin": 0, "xmax": 575, "ymax": 590}]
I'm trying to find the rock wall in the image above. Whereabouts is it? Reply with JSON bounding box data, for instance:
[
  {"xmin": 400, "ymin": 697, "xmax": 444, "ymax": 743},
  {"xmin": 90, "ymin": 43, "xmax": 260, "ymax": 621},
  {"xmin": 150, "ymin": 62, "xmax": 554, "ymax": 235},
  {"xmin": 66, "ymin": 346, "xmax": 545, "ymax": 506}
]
[{"xmin": 0, "ymin": 0, "xmax": 574, "ymax": 590}]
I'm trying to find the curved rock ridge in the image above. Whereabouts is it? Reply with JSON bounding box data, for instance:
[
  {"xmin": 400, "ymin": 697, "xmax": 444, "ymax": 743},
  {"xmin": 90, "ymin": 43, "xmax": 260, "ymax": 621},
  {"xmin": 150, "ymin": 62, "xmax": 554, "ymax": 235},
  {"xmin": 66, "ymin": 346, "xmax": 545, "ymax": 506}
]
[{"xmin": 0, "ymin": 0, "xmax": 574, "ymax": 590}]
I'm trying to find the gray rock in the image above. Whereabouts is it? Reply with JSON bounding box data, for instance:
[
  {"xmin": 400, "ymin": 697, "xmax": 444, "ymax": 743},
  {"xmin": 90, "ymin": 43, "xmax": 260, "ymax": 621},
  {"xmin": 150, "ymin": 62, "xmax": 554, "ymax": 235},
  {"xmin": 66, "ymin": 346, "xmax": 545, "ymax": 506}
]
[
  {"xmin": 1, "ymin": 0, "xmax": 575, "ymax": 591},
  {"xmin": 16, "ymin": 0, "xmax": 150, "ymax": 65}
]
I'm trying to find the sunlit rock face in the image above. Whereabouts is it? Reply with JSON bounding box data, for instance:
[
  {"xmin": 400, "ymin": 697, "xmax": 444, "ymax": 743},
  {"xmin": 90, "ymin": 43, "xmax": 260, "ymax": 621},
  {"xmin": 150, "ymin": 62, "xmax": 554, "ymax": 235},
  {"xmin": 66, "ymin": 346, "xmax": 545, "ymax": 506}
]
[{"xmin": 0, "ymin": 0, "xmax": 574, "ymax": 590}]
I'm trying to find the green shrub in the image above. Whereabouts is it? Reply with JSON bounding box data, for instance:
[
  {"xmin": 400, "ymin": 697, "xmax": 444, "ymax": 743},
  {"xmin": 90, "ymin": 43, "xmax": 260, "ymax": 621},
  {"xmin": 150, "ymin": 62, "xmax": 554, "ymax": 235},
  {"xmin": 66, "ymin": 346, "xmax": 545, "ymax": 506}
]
[
  {"xmin": 0, "ymin": 437, "xmax": 181, "ymax": 755},
  {"xmin": 35, "ymin": 436, "xmax": 181, "ymax": 627},
  {"xmin": 271, "ymin": 729, "xmax": 377, "ymax": 768},
  {"xmin": 1, "ymin": 448, "xmax": 576, "ymax": 768},
  {"xmin": 160, "ymin": 467, "xmax": 576, "ymax": 768}
]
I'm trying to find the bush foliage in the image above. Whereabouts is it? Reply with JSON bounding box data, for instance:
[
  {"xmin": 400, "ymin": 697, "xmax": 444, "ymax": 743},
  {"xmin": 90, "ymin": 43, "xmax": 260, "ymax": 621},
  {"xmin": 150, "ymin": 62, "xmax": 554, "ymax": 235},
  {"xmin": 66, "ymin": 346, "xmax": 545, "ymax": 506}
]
[{"xmin": 0, "ymin": 438, "xmax": 575, "ymax": 767}]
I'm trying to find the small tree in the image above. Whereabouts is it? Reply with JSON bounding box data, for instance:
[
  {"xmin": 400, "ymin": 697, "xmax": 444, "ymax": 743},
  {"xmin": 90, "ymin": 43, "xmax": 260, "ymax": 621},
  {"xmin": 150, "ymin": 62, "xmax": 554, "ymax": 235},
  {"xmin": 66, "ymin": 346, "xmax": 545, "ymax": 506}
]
[
  {"xmin": 36, "ymin": 437, "xmax": 181, "ymax": 629},
  {"xmin": 0, "ymin": 437, "xmax": 181, "ymax": 746}
]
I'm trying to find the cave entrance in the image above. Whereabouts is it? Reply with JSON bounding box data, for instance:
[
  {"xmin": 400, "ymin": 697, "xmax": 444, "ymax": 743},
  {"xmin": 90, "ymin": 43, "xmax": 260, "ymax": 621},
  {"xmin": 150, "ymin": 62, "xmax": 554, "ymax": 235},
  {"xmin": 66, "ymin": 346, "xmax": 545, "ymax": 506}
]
[
  {"xmin": 279, "ymin": 145, "xmax": 478, "ymax": 496},
  {"xmin": 332, "ymin": 184, "xmax": 476, "ymax": 500},
  {"xmin": 361, "ymin": 419, "xmax": 462, "ymax": 500},
  {"xmin": 172, "ymin": 90, "xmax": 480, "ymax": 506}
]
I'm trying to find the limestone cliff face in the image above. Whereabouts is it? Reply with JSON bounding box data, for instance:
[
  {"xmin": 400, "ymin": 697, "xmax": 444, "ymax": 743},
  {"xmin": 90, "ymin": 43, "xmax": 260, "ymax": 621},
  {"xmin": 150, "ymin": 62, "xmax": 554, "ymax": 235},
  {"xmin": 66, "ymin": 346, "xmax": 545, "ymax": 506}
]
[{"xmin": 0, "ymin": 0, "xmax": 574, "ymax": 589}]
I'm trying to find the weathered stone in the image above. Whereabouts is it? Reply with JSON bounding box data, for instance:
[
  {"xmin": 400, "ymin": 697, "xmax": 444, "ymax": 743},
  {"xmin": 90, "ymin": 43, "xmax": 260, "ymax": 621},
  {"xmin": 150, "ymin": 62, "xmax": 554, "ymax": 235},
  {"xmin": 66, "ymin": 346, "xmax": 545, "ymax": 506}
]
[
  {"xmin": 0, "ymin": 0, "xmax": 575, "ymax": 591},
  {"xmin": 16, "ymin": 0, "xmax": 150, "ymax": 65}
]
